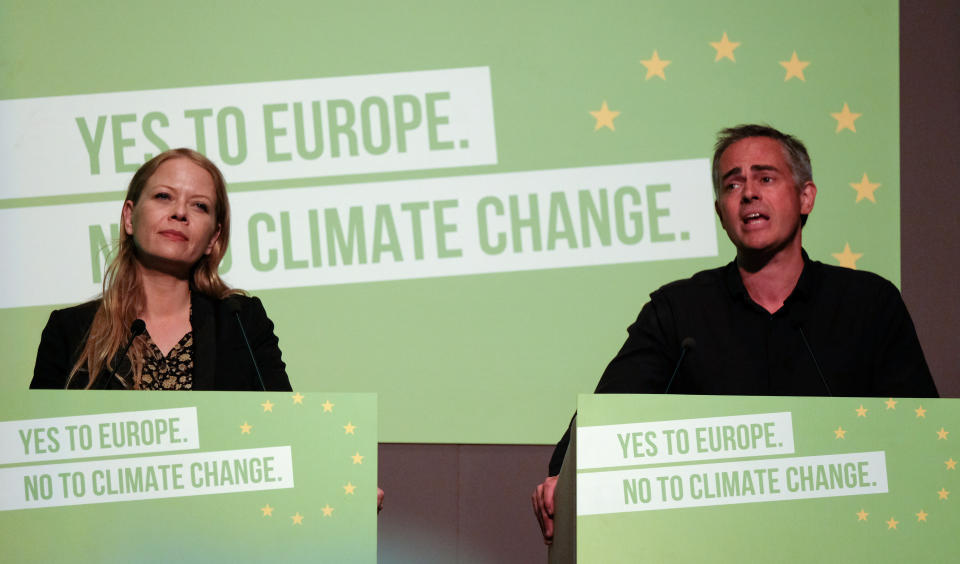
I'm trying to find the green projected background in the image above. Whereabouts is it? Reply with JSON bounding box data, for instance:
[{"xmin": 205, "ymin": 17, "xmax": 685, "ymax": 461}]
[{"xmin": 0, "ymin": 0, "xmax": 900, "ymax": 444}]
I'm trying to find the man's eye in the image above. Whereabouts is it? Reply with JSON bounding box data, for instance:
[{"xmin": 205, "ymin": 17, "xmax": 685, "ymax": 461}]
[{"xmin": 761, "ymin": 176, "xmax": 774, "ymax": 183}]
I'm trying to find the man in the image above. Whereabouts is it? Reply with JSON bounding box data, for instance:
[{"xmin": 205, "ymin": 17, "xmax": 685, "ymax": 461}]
[{"xmin": 531, "ymin": 124, "xmax": 937, "ymax": 544}]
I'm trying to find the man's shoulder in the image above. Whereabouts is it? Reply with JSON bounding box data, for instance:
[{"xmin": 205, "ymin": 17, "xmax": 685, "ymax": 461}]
[
  {"xmin": 811, "ymin": 259, "xmax": 901, "ymax": 299},
  {"xmin": 653, "ymin": 264, "xmax": 729, "ymax": 299}
]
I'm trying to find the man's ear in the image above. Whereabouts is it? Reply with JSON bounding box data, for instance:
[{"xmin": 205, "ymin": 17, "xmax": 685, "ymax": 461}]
[{"xmin": 799, "ymin": 181, "xmax": 817, "ymax": 216}]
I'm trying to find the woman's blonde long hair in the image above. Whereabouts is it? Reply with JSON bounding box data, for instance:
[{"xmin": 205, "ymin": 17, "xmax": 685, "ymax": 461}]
[{"xmin": 67, "ymin": 148, "xmax": 239, "ymax": 389}]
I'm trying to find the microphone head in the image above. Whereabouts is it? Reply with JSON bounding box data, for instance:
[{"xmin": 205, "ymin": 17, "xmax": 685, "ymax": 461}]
[
  {"xmin": 681, "ymin": 337, "xmax": 696, "ymax": 351},
  {"xmin": 130, "ymin": 319, "xmax": 147, "ymax": 337},
  {"xmin": 222, "ymin": 297, "xmax": 243, "ymax": 316}
]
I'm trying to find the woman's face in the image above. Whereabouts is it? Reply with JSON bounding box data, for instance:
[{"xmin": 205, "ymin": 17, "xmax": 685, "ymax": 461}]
[{"xmin": 122, "ymin": 158, "xmax": 221, "ymax": 276}]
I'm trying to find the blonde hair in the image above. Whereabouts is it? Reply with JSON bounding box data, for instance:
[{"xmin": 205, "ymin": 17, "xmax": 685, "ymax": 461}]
[{"xmin": 67, "ymin": 148, "xmax": 241, "ymax": 389}]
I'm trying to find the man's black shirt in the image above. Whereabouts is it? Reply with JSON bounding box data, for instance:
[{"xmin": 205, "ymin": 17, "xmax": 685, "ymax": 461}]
[{"xmin": 548, "ymin": 254, "xmax": 937, "ymax": 475}]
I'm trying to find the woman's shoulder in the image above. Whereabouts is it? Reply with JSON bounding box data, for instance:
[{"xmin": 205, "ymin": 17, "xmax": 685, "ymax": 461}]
[
  {"xmin": 193, "ymin": 292, "xmax": 268, "ymax": 321},
  {"xmin": 46, "ymin": 299, "xmax": 102, "ymax": 331},
  {"xmin": 220, "ymin": 293, "xmax": 261, "ymax": 308},
  {"xmin": 32, "ymin": 300, "xmax": 102, "ymax": 389},
  {"xmin": 222, "ymin": 294, "xmax": 270, "ymax": 321}
]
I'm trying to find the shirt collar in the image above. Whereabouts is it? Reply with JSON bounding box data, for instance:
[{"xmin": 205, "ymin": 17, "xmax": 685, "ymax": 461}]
[
  {"xmin": 723, "ymin": 259, "xmax": 748, "ymax": 301},
  {"xmin": 790, "ymin": 249, "xmax": 820, "ymax": 302},
  {"xmin": 724, "ymin": 249, "xmax": 821, "ymax": 305}
]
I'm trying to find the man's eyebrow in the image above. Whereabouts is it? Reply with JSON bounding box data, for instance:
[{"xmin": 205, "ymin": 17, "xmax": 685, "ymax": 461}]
[
  {"xmin": 721, "ymin": 164, "xmax": 784, "ymax": 183},
  {"xmin": 721, "ymin": 167, "xmax": 742, "ymax": 182}
]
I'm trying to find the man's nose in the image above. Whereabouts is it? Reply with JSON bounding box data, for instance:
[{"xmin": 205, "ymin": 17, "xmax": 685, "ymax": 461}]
[{"xmin": 741, "ymin": 179, "xmax": 760, "ymax": 201}]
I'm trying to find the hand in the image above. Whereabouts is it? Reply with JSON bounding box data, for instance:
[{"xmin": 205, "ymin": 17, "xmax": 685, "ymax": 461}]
[
  {"xmin": 377, "ymin": 487, "xmax": 384, "ymax": 513},
  {"xmin": 531, "ymin": 475, "xmax": 558, "ymax": 544}
]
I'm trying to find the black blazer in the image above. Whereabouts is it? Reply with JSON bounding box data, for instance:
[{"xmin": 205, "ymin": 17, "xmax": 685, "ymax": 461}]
[{"xmin": 30, "ymin": 293, "xmax": 291, "ymax": 391}]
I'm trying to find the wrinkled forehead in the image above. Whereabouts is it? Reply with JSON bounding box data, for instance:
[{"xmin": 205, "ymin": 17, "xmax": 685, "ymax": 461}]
[{"xmin": 719, "ymin": 136, "xmax": 792, "ymax": 172}]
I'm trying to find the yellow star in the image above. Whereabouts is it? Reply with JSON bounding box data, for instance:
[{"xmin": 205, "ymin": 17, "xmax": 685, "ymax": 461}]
[
  {"xmin": 261, "ymin": 400, "xmax": 274, "ymax": 412},
  {"xmin": 351, "ymin": 451, "xmax": 364, "ymax": 464},
  {"xmin": 240, "ymin": 422, "xmax": 252, "ymax": 434},
  {"xmin": 856, "ymin": 509, "xmax": 869, "ymax": 521},
  {"xmin": 915, "ymin": 405, "xmax": 927, "ymax": 418},
  {"xmin": 937, "ymin": 427, "xmax": 949, "ymax": 440},
  {"xmin": 832, "ymin": 243, "xmax": 863, "ymax": 269},
  {"xmin": 344, "ymin": 482, "xmax": 357, "ymax": 495},
  {"xmin": 261, "ymin": 503, "xmax": 274, "ymax": 517},
  {"xmin": 322, "ymin": 504, "xmax": 334, "ymax": 517},
  {"xmin": 291, "ymin": 512, "xmax": 304, "ymax": 525},
  {"xmin": 937, "ymin": 487, "xmax": 950, "ymax": 500},
  {"xmin": 292, "ymin": 392, "xmax": 305, "ymax": 404},
  {"xmin": 589, "ymin": 101, "xmax": 620, "ymax": 131},
  {"xmin": 834, "ymin": 426, "xmax": 847, "ymax": 439},
  {"xmin": 850, "ymin": 173, "xmax": 881, "ymax": 203},
  {"xmin": 779, "ymin": 51, "xmax": 810, "ymax": 81},
  {"xmin": 886, "ymin": 516, "xmax": 898, "ymax": 529},
  {"xmin": 946, "ymin": 458, "xmax": 957, "ymax": 470},
  {"xmin": 885, "ymin": 398, "xmax": 897, "ymax": 410},
  {"xmin": 344, "ymin": 422, "xmax": 356, "ymax": 435},
  {"xmin": 640, "ymin": 50, "xmax": 671, "ymax": 80},
  {"xmin": 322, "ymin": 399, "xmax": 334, "ymax": 412},
  {"xmin": 710, "ymin": 32, "xmax": 740, "ymax": 62},
  {"xmin": 831, "ymin": 102, "xmax": 862, "ymax": 133},
  {"xmin": 916, "ymin": 509, "xmax": 928, "ymax": 522},
  {"xmin": 855, "ymin": 405, "xmax": 868, "ymax": 417}
]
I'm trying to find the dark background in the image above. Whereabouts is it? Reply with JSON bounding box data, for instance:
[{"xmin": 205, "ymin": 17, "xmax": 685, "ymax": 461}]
[{"xmin": 378, "ymin": 2, "xmax": 960, "ymax": 561}]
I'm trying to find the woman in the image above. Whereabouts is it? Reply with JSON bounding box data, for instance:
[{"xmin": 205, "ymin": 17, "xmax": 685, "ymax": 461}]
[{"xmin": 31, "ymin": 148, "xmax": 290, "ymax": 391}]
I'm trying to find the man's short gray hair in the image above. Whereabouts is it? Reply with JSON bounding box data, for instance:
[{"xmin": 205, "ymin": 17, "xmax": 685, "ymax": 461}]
[{"xmin": 711, "ymin": 124, "xmax": 813, "ymax": 197}]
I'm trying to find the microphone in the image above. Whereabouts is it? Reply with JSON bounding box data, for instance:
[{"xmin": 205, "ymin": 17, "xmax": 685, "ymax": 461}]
[
  {"xmin": 227, "ymin": 301, "xmax": 266, "ymax": 391},
  {"xmin": 98, "ymin": 319, "xmax": 146, "ymax": 390},
  {"xmin": 664, "ymin": 337, "xmax": 696, "ymax": 394},
  {"xmin": 798, "ymin": 326, "xmax": 832, "ymax": 396}
]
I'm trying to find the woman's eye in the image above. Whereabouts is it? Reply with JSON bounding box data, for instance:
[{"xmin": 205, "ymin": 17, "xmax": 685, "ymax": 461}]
[
  {"xmin": 194, "ymin": 202, "xmax": 209, "ymax": 212},
  {"xmin": 154, "ymin": 192, "xmax": 170, "ymax": 200}
]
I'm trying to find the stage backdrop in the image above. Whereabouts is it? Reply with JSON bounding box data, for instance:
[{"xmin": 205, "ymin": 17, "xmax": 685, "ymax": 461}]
[{"xmin": 0, "ymin": 0, "xmax": 900, "ymax": 443}]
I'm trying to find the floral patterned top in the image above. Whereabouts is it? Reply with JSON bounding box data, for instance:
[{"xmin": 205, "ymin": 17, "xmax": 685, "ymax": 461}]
[{"xmin": 139, "ymin": 332, "xmax": 194, "ymax": 390}]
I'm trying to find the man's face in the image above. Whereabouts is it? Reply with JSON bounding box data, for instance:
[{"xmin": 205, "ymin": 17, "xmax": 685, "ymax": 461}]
[{"xmin": 715, "ymin": 136, "xmax": 816, "ymax": 257}]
